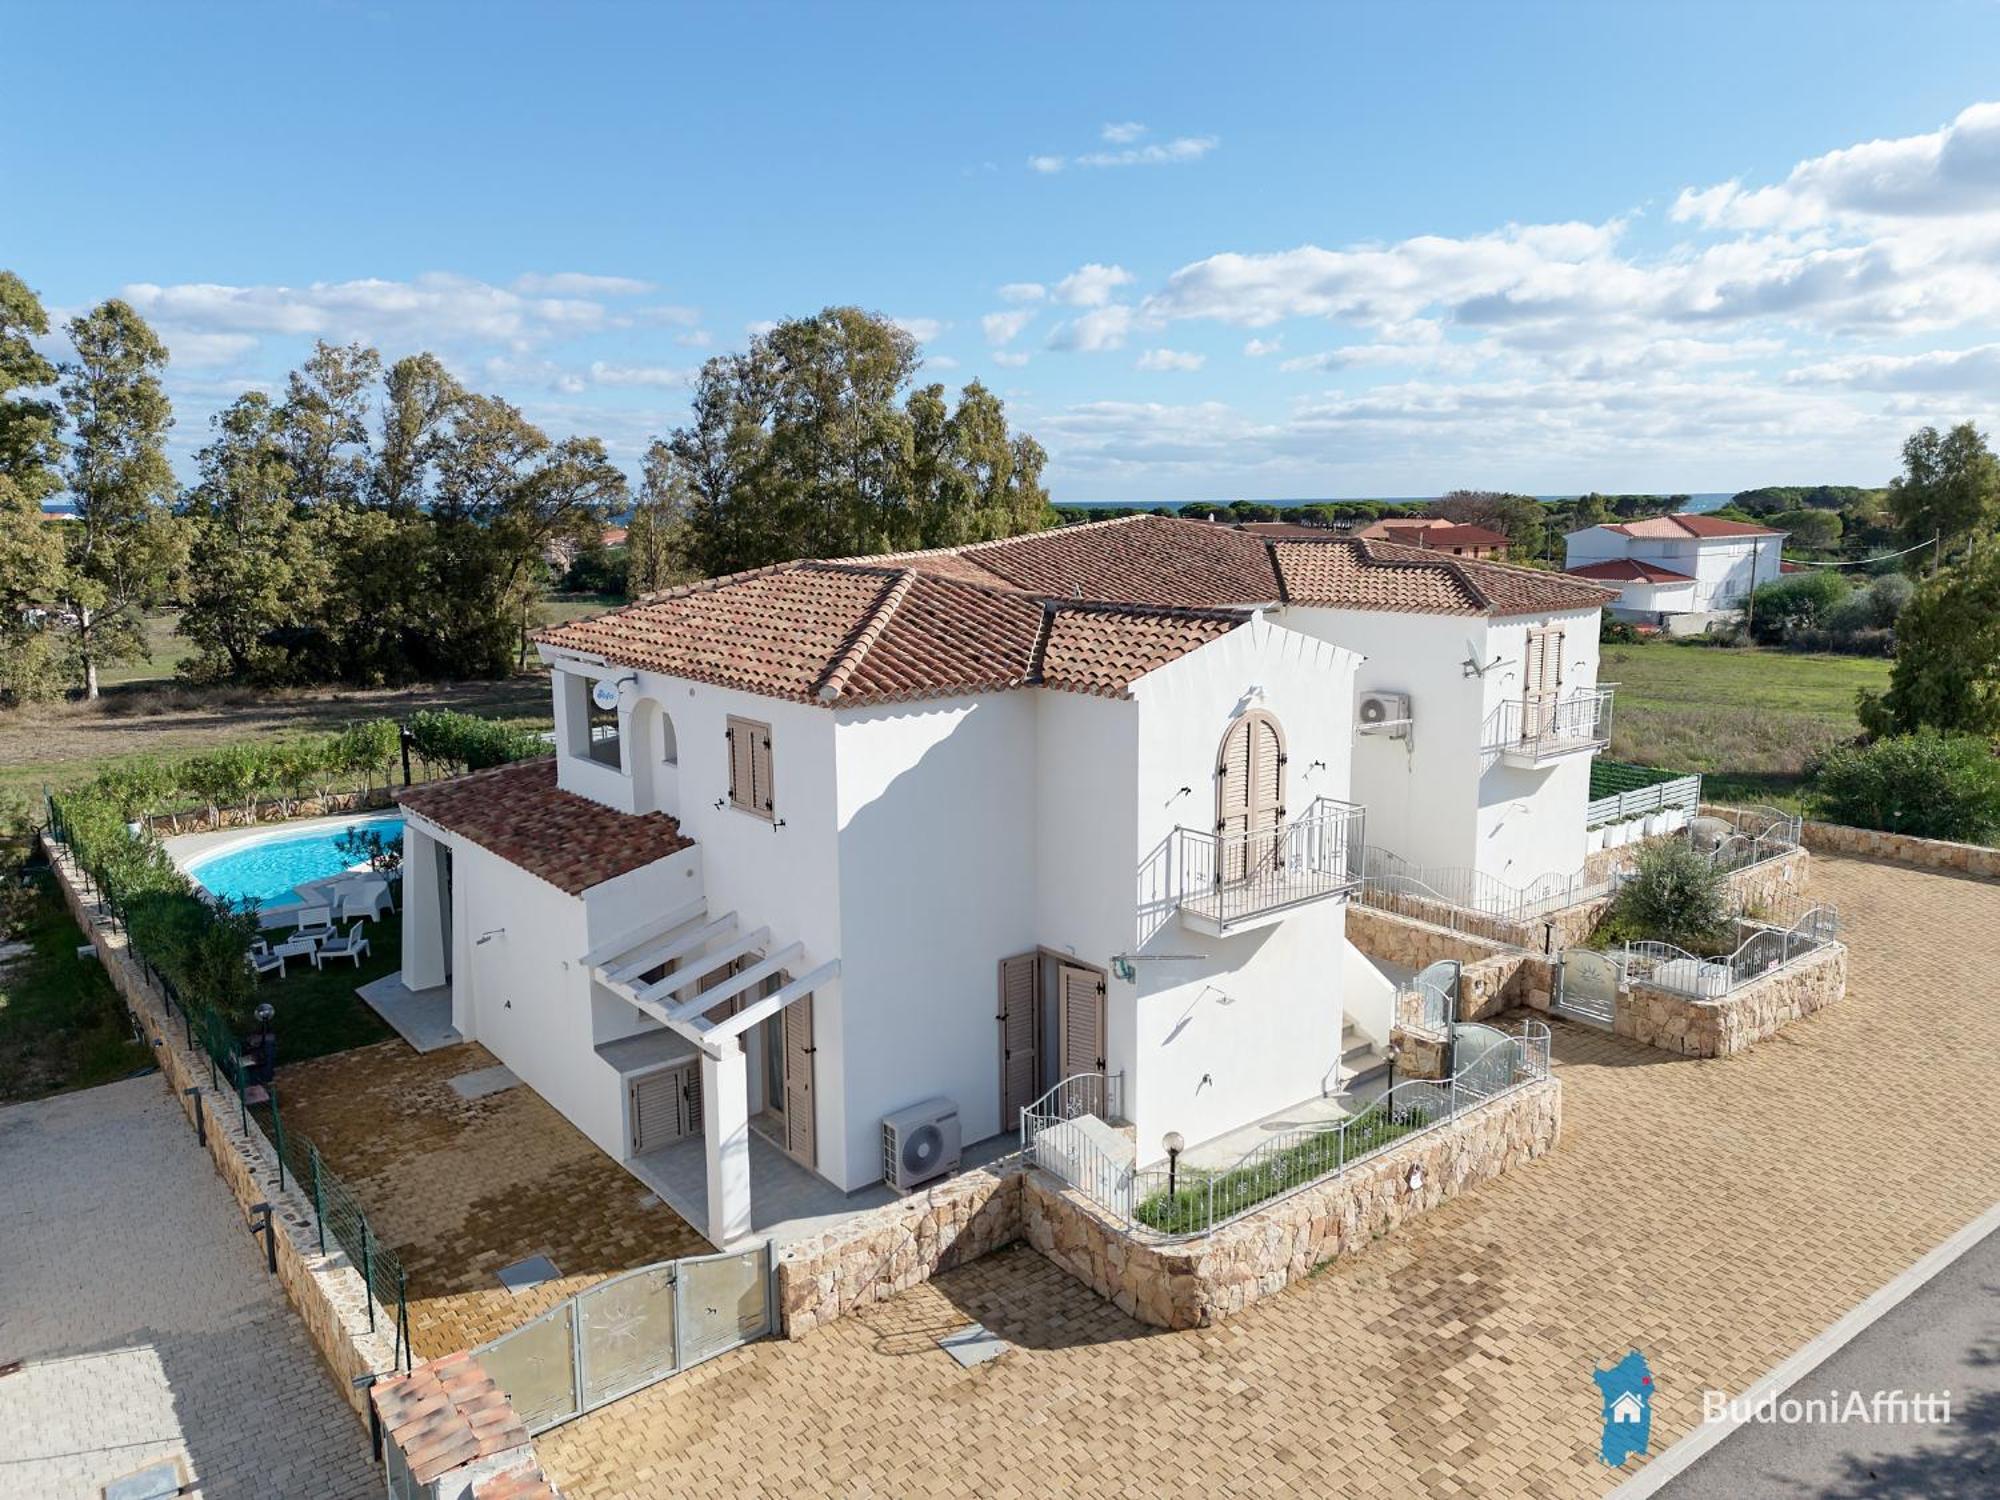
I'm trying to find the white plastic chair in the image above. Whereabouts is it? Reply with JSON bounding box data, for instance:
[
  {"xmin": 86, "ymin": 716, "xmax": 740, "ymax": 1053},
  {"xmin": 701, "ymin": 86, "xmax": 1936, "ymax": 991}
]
[
  {"xmin": 335, "ymin": 879, "xmax": 395, "ymax": 924},
  {"xmin": 246, "ymin": 940, "xmax": 285, "ymax": 981},
  {"xmin": 313, "ymin": 922, "xmax": 372, "ymax": 970},
  {"xmin": 293, "ymin": 904, "xmax": 336, "ymax": 943}
]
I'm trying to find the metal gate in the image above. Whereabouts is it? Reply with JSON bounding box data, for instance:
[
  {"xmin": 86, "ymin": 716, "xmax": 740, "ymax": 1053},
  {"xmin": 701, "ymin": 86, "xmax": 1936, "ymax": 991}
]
[
  {"xmin": 1552, "ymin": 949, "xmax": 1620, "ymax": 1029},
  {"xmin": 475, "ymin": 1240, "xmax": 774, "ymax": 1434},
  {"xmin": 1406, "ymin": 959, "xmax": 1459, "ymax": 1031}
]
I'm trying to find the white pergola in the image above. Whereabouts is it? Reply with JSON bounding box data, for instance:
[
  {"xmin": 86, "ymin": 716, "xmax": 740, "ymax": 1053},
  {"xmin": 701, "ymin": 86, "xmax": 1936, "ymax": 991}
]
[{"xmin": 580, "ymin": 899, "xmax": 837, "ymax": 1245}]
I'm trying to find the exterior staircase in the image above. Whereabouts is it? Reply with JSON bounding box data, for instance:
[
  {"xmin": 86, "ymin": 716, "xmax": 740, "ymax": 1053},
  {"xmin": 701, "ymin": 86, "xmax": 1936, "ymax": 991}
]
[{"xmin": 1334, "ymin": 1019, "xmax": 1390, "ymax": 1095}]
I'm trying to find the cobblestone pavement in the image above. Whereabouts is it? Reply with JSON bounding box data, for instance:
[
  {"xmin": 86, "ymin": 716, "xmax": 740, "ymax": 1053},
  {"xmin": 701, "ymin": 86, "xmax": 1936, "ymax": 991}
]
[
  {"xmin": 0, "ymin": 1076, "xmax": 379, "ymax": 1499},
  {"xmin": 535, "ymin": 854, "xmax": 2000, "ymax": 1499},
  {"xmin": 275, "ymin": 1039, "xmax": 709, "ymax": 1357}
]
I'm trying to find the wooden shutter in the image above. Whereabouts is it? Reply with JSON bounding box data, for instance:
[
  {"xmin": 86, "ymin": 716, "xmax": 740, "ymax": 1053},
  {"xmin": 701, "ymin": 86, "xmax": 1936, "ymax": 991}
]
[
  {"xmin": 1523, "ymin": 628, "xmax": 1561, "ymax": 735},
  {"xmin": 679, "ymin": 1065, "xmax": 702, "ymax": 1141},
  {"xmin": 1215, "ymin": 710, "xmax": 1286, "ymax": 882},
  {"xmin": 631, "ymin": 1066, "xmax": 691, "ymax": 1153},
  {"xmin": 782, "ymin": 994, "xmax": 815, "ymax": 1166},
  {"xmin": 1057, "ymin": 964, "xmax": 1105, "ymax": 1083},
  {"xmin": 997, "ymin": 954, "xmax": 1038, "ymax": 1130},
  {"xmin": 725, "ymin": 716, "xmax": 770, "ymax": 818}
]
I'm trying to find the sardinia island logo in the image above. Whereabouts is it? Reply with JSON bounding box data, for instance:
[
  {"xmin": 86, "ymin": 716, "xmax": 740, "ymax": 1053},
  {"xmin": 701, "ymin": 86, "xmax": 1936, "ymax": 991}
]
[{"xmin": 1594, "ymin": 1350, "xmax": 1654, "ymax": 1466}]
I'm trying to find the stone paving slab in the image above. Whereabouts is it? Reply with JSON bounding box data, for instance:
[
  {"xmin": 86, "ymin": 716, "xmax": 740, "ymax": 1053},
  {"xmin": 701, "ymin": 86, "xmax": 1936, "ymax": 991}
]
[
  {"xmin": 534, "ymin": 853, "xmax": 2000, "ymax": 1499},
  {"xmin": 0, "ymin": 1076, "xmax": 379, "ymax": 1499},
  {"xmin": 273, "ymin": 1039, "xmax": 710, "ymax": 1357}
]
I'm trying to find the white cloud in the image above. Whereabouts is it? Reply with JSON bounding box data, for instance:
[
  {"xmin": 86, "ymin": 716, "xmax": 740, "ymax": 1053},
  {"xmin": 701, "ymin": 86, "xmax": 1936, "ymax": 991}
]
[
  {"xmin": 1028, "ymin": 154, "xmax": 1066, "ymax": 174},
  {"xmin": 674, "ymin": 329, "xmax": 713, "ymax": 348},
  {"xmin": 927, "ymin": 354, "xmax": 961, "ymax": 371},
  {"xmin": 1075, "ymin": 135, "xmax": 1217, "ymax": 169},
  {"xmin": 982, "ymin": 309, "xmax": 1036, "ymax": 346},
  {"xmin": 745, "ymin": 319, "xmax": 778, "ymax": 337},
  {"xmin": 993, "ymin": 351, "xmax": 1031, "ymax": 368},
  {"xmin": 892, "ymin": 316, "xmax": 947, "ymax": 342},
  {"xmin": 1136, "ymin": 348, "xmax": 1205, "ymax": 371},
  {"xmin": 512, "ymin": 272, "xmax": 655, "ymax": 297},
  {"xmin": 997, "ymin": 282, "xmax": 1047, "ymax": 303},
  {"xmin": 1054, "ymin": 263, "xmax": 1135, "ymax": 307},
  {"xmin": 159, "ymin": 329, "xmax": 260, "ymax": 368},
  {"xmin": 1786, "ymin": 343, "xmax": 2000, "ymax": 392},
  {"xmin": 1242, "ymin": 336, "xmax": 1283, "ymax": 357},
  {"xmin": 586, "ymin": 361, "xmax": 692, "ymax": 388},
  {"xmin": 1101, "ymin": 121, "xmax": 1147, "ymax": 144},
  {"xmin": 1047, "ymin": 303, "xmax": 1138, "ymax": 353}
]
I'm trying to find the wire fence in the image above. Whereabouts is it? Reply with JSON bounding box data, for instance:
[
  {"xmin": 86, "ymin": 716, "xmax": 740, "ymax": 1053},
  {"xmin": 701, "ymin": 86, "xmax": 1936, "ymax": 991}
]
[{"xmin": 44, "ymin": 813, "xmax": 413, "ymax": 1371}]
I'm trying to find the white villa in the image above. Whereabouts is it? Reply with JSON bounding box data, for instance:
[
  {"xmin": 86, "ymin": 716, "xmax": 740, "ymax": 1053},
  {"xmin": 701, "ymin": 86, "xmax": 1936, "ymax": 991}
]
[
  {"xmin": 1563, "ymin": 512, "xmax": 1785, "ymax": 628},
  {"xmin": 392, "ymin": 516, "xmax": 1615, "ymax": 1246}
]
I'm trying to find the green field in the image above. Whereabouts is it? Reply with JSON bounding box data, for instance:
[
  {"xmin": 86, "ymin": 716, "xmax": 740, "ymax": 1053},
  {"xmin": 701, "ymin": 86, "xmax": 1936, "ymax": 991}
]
[{"xmin": 1602, "ymin": 639, "xmax": 1890, "ymax": 808}]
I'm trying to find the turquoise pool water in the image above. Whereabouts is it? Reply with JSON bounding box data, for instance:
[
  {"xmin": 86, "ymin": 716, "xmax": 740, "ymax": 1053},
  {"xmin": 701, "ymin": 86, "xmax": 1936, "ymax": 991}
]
[{"xmin": 187, "ymin": 816, "xmax": 405, "ymax": 907}]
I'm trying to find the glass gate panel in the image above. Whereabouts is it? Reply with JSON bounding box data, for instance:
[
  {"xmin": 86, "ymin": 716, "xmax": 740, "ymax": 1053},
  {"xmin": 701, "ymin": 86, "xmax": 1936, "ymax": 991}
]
[
  {"xmin": 478, "ymin": 1301, "xmax": 580, "ymax": 1433},
  {"xmin": 578, "ymin": 1263, "xmax": 679, "ymax": 1409},
  {"xmin": 676, "ymin": 1246, "xmax": 771, "ymax": 1367}
]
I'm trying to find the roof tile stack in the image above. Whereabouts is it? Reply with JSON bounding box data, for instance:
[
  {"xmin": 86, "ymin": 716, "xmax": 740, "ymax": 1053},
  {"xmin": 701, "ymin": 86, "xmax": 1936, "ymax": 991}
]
[{"xmin": 370, "ymin": 1352, "xmax": 532, "ymax": 1489}]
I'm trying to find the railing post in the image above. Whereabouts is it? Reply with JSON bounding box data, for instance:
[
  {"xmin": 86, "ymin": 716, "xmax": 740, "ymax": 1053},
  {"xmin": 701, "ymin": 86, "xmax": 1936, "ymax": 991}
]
[
  {"xmin": 362, "ymin": 1222, "xmax": 376, "ymax": 1331},
  {"xmin": 310, "ymin": 1144, "xmax": 326, "ymax": 1254}
]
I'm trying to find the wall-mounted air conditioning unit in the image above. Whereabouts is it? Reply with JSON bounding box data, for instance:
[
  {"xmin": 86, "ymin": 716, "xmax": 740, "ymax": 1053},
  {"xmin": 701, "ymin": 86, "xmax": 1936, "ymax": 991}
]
[
  {"xmin": 1357, "ymin": 691, "xmax": 1413, "ymax": 737},
  {"xmin": 881, "ymin": 1097, "xmax": 961, "ymax": 1192}
]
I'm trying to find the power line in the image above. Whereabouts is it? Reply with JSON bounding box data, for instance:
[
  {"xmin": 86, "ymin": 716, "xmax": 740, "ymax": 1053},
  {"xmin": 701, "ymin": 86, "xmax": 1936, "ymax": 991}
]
[{"xmin": 1782, "ymin": 534, "xmax": 1940, "ymax": 569}]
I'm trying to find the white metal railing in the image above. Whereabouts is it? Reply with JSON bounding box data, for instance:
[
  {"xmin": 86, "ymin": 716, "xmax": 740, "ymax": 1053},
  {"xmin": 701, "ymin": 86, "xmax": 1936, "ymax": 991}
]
[
  {"xmin": 1175, "ymin": 797, "xmax": 1365, "ymax": 931},
  {"xmin": 1691, "ymin": 804, "xmax": 1802, "ymax": 876},
  {"xmin": 1586, "ymin": 774, "xmax": 1703, "ymax": 829},
  {"xmin": 1125, "ymin": 1020, "xmax": 1553, "ymax": 1240},
  {"xmin": 1019, "ymin": 1071, "xmax": 1125, "ymax": 1152},
  {"xmin": 1358, "ymin": 846, "xmax": 1611, "ymax": 926},
  {"xmin": 1616, "ymin": 903, "xmax": 1839, "ymax": 1000},
  {"xmin": 1490, "ymin": 687, "xmax": 1613, "ymax": 760},
  {"xmin": 1019, "ymin": 1072, "xmax": 1131, "ymax": 1211},
  {"xmin": 1399, "ymin": 958, "xmax": 1459, "ymax": 1033}
]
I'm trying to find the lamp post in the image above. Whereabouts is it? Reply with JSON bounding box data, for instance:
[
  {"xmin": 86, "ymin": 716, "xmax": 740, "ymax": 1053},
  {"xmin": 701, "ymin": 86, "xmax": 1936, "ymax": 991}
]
[
  {"xmin": 1163, "ymin": 1131, "xmax": 1185, "ymax": 1199},
  {"xmin": 1385, "ymin": 1040, "xmax": 1400, "ymax": 1100}
]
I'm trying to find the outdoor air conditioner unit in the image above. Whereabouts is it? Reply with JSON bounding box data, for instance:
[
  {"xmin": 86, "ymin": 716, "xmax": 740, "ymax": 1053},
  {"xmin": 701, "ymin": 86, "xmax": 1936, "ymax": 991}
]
[
  {"xmin": 881, "ymin": 1097, "xmax": 961, "ymax": 1192},
  {"xmin": 1357, "ymin": 690, "xmax": 1413, "ymax": 737}
]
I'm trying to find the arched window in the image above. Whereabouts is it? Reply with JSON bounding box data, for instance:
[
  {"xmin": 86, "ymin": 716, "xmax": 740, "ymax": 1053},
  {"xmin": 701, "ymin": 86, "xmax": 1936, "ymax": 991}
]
[
  {"xmin": 1215, "ymin": 709, "xmax": 1286, "ymax": 881},
  {"xmin": 659, "ymin": 709, "xmax": 678, "ymax": 766}
]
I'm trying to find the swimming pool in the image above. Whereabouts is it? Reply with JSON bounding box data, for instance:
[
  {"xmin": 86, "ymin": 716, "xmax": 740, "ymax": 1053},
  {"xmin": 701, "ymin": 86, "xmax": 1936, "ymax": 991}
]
[{"xmin": 187, "ymin": 815, "xmax": 406, "ymax": 907}]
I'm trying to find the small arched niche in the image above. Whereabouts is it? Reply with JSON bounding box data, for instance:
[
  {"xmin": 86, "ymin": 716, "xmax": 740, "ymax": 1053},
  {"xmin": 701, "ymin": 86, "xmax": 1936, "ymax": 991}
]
[{"xmin": 628, "ymin": 696, "xmax": 680, "ymax": 818}]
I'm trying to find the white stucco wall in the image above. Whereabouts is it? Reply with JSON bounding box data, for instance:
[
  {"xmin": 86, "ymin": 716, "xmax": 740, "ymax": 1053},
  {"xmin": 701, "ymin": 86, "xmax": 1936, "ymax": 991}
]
[
  {"xmin": 1123, "ymin": 618, "xmax": 1361, "ymax": 1156},
  {"xmin": 830, "ymin": 693, "xmax": 1040, "ymax": 1191},
  {"xmin": 1474, "ymin": 608, "xmax": 1601, "ymax": 885},
  {"xmin": 1563, "ymin": 527, "xmax": 1783, "ymax": 613}
]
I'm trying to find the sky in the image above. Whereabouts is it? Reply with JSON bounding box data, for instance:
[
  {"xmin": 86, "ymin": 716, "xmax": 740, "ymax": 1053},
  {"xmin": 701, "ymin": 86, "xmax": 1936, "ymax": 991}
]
[{"xmin": 8, "ymin": 0, "xmax": 2000, "ymax": 503}]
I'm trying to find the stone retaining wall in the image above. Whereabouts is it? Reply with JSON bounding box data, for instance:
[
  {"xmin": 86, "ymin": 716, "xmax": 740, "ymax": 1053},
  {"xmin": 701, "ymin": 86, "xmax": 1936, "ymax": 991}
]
[
  {"xmin": 42, "ymin": 834, "xmax": 398, "ymax": 1422},
  {"xmin": 775, "ymin": 1165, "xmax": 1022, "ymax": 1338},
  {"xmin": 1346, "ymin": 905, "xmax": 1556, "ymax": 1024},
  {"xmin": 1797, "ymin": 820, "xmax": 2000, "ymax": 880},
  {"xmin": 1615, "ymin": 941, "xmax": 1848, "ymax": 1058},
  {"xmin": 1019, "ymin": 1078, "xmax": 1563, "ymax": 1329}
]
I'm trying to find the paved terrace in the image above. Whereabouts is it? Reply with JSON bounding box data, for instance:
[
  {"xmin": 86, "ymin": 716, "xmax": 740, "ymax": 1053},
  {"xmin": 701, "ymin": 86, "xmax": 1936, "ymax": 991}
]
[
  {"xmin": 272, "ymin": 1039, "xmax": 709, "ymax": 1358},
  {"xmin": 533, "ymin": 853, "xmax": 2000, "ymax": 1499}
]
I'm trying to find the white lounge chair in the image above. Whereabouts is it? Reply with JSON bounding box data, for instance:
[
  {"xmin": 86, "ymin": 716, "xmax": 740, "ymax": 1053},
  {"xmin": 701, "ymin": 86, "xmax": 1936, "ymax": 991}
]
[
  {"xmin": 247, "ymin": 941, "xmax": 286, "ymax": 980},
  {"xmin": 334, "ymin": 878, "xmax": 395, "ymax": 924},
  {"xmin": 293, "ymin": 905, "xmax": 336, "ymax": 943},
  {"xmin": 313, "ymin": 922, "xmax": 371, "ymax": 970}
]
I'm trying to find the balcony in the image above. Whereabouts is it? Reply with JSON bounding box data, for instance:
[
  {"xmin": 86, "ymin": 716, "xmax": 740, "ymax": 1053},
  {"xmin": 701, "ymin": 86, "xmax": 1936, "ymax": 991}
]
[
  {"xmin": 1175, "ymin": 797, "xmax": 1365, "ymax": 937},
  {"xmin": 1490, "ymin": 687, "xmax": 1613, "ymax": 767}
]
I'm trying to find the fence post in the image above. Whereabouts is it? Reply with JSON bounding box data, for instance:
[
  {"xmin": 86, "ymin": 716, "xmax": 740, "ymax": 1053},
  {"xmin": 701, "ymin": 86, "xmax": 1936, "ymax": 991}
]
[
  {"xmin": 310, "ymin": 1145, "xmax": 326, "ymax": 1254},
  {"xmin": 362, "ymin": 1222, "xmax": 376, "ymax": 1331},
  {"xmin": 272, "ymin": 1093, "xmax": 286, "ymax": 1193},
  {"xmin": 397, "ymin": 1267, "xmax": 411, "ymax": 1372}
]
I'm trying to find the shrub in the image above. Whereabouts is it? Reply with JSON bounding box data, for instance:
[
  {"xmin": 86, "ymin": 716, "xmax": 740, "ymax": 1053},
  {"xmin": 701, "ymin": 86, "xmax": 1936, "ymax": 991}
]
[
  {"xmin": 1598, "ymin": 839, "xmax": 1733, "ymax": 953},
  {"xmin": 1747, "ymin": 571, "xmax": 1850, "ymax": 644},
  {"xmin": 406, "ymin": 709, "xmax": 544, "ymax": 776},
  {"xmin": 1809, "ymin": 732, "xmax": 2000, "ymax": 843},
  {"xmin": 1599, "ymin": 610, "xmax": 1639, "ymax": 645}
]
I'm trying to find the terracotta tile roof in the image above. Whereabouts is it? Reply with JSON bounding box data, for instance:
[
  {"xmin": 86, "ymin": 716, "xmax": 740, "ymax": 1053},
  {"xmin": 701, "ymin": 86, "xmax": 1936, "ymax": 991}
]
[
  {"xmin": 397, "ymin": 759, "xmax": 692, "ymax": 893},
  {"xmin": 475, "ymin": 1468, "xmax": 563, "ymax": 1500},
  {"xmin": 1567, "ymin": 558, "xmax": 1696, "ymax": 584},
  {"xmin": 1359, "ymin": 520, "xmax": 1510, "ymax": 550},
  {"xmin": 1604, "ymin": 512, "xmax": 1783, "ymax": 539},
  {"xmin": 371, "ymin": 1352, "xmax": 530, "ymax": 1486},
  {"xmin": 535, "ymin": 514, "xmax": 1614, "ymax": 708}
]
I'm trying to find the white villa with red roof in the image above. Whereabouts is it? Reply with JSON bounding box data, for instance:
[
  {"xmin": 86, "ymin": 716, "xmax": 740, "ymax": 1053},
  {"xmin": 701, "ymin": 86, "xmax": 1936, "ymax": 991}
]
[
  {"xmin": 392, "ymin": 516, "xmax": 1615, "ymax": 1247},
  {"xmin": 1563, "ymin": 512, "xmax": 1786, "ymax": 626}
]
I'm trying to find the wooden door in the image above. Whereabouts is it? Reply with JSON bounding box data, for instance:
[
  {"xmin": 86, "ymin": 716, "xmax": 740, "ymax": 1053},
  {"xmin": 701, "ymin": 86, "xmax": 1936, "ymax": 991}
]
[
  {"xmin": 630, "ymin": 1063, "xmax": 697, "ymax": 1154},
  {"xmin": 1523, "ymin": 628, "xmax": 1564, "ymax": 737},
  {"xmin": 1056, "ymin": 964, "xmax": 1105, "ymax": 1114},
  {"xmin": 781, "ymin": 994, "xmax": 816, "ymax": 1167},
  {"xmin": 997, "ymin": 953, "xmax": 1039, "ymax": 1131},
  {"xmin": 1215, "ymin": 711, "xmax": 1286, "ymax": 882}
]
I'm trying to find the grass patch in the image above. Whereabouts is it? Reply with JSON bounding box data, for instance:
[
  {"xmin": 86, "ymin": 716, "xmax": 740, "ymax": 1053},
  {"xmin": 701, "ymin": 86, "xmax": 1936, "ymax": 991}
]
[
  {"xmin": 1133, "ymin": 1099, "xmax": 1432, "ymax": 1236},
  {"xmin": 0, "ymin": 868, "xmax": 154, "ymax": 1101},
  {"xmin": 1602, "ymin": 640, "xmax": 1890, "ymax": 810},
  {"xmin": 245, "ymin": 912, "xmax": 399, "ymax": 1064}
]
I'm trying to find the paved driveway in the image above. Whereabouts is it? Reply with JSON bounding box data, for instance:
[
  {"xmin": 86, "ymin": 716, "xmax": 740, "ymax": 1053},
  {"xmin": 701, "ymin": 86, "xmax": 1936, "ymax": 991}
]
[
  {"xmin": 0, "ymin": 1077, "xmax": 379, "ymax": 1499},
  {"xmin": 536, "ymin": 853, "xmax": 2000, "ymax": 1499}
]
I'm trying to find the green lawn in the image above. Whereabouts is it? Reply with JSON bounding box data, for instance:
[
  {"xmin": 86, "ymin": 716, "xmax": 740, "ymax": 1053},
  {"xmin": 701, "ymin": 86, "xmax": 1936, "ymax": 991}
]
[
  {"xmin": 251, "ymin": 912, "xmax": 398, "ymax": 1064},
  {"xmin": 0, "ymin": 869, "xmax": 155, "ymax": 1101},
  {"xmin": 1602, "ymin": 639, "xmax": 1891, "ymax": 809}
]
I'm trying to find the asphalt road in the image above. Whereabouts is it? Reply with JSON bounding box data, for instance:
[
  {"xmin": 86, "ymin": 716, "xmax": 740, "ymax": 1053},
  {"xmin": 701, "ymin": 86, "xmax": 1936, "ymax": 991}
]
[{"xmin": 1658, "ymin": 1223, "xmax": 1998, "ymax": 1499}]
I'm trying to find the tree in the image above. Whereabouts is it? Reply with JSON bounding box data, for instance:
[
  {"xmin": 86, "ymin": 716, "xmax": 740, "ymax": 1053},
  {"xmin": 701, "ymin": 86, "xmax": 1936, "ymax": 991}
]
[
  {"xmin": 627, "ymin": 440, "xmax": 696, "ymax": 596},
  {"xmin": 178, "ymin": 391, "xmax": 333, "ymax": 683},
  {"xmin": 1600, "ymin": 839, "xmax": 1732, "ymax": 953},
  {"xmin": 59, "ymin": 300, "xmax": 186, "ymax": 698},
  {"xmin": 1431, "ymin": 489, "xmax": 1547, "ymax": 556},
  {"xmin": 281, "ymin": 340, "xmax": 381, "ymax": 506},
  {"xmin": 1888, "ymin": 422, "xmax": 1998, "ymax": 568},
  {"xmin": 372, "ymin": 352, "xmax": 462, "ymax": 513},
  {"xmin": 0, "ymin": 271, "xmax": 69, "ymax": 700},
  {"xmin": 662, "ymin": 308, "xmax": 1047, "ymax": 575},
  {"xmin": 1774, "ymin": 507, "xmax": 1841, "ymax": 551},
  {"xmin": 1811, "ymin": 732, "xmax": 2000, "ymax": 842},
  {"xmin": 1859, "ymin": 542, "xmax": 2000, "ymax": 738}
]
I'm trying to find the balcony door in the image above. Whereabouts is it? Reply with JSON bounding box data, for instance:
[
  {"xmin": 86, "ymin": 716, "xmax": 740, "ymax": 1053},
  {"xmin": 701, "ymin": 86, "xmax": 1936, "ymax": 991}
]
[
  {"xmin": 1522, "ymin": 628, "xmax": 1564, "ymax": 738},
  {"xmin": 1215, "ymin": 710, "xmax": 1286, "ymax": 883}
]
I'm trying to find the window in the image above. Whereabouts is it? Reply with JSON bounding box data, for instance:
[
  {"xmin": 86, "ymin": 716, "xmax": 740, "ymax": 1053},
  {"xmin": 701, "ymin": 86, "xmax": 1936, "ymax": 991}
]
[
  {"xmin": 726, "ymin": 715, "xmax": 775, "ymax": 819},
  {"xmin": 586, "ymin": 696, "xmax": 622, "ymax": 768}
]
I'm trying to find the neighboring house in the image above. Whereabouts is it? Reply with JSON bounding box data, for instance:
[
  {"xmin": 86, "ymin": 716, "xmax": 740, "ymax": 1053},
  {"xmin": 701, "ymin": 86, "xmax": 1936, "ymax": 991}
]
[
  {"xmin": 1356, "ymin": 517, "xmax": 1511, "ymax": 559},
  {"xmin": 393, "ymin": 516, "xmax": 1614, "ymax": 1246},
  {"xmin": 1563, "ymin": 513, "xmax": 1785, "ymax": 625}
]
